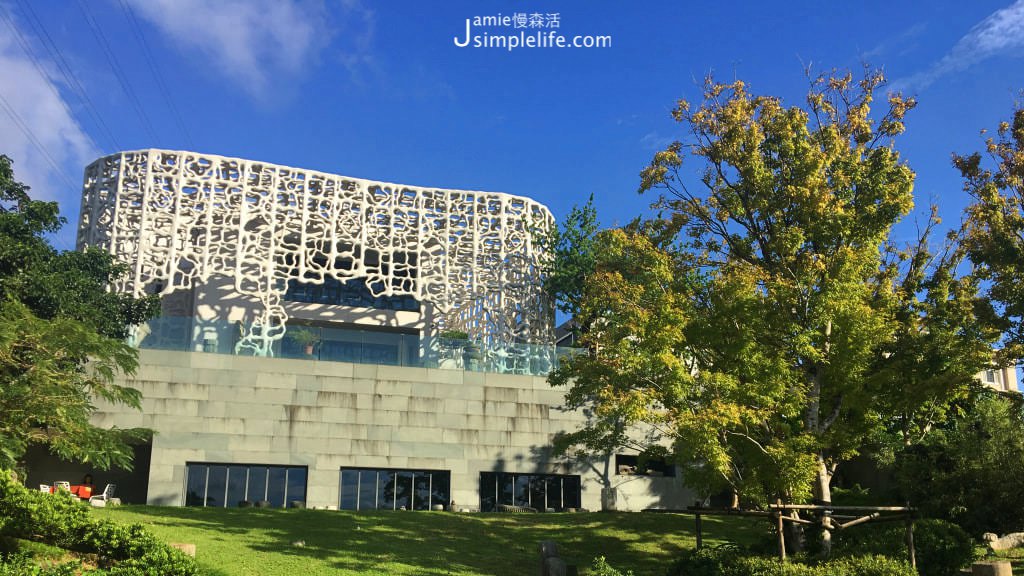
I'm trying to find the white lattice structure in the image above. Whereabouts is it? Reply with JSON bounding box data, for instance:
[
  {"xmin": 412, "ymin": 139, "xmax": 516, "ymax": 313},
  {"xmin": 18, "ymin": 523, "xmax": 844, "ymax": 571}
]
[{"xmin": 77, "ymin": 150, "xmax": 554, "ymax": 355}]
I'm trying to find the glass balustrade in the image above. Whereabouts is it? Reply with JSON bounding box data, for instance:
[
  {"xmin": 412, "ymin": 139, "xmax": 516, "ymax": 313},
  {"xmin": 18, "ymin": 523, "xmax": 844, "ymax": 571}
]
[{"xmin": 130, "ymin": 316, "xmax": 581, "ymax": 377}]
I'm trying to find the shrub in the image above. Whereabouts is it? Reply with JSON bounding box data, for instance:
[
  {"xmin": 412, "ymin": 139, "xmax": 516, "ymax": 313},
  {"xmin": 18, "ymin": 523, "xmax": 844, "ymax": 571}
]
[
  {"xmin": 665, "ymin": 547, "xmax": 916, "ymax": 576},
  {"xmin": 832, "ymin": 518, "xmax": 974, "ymax": 576},
  {"xmin": 0, "ymin": 472, "xmax": 197, "ymax": 575},
  {"xmin": 894, "ymin": 392, "xmax": 1024, "ymax": 536},
  {"xmin": 590, "ymin": 556, "xmax": 635, "ymax": 576}
]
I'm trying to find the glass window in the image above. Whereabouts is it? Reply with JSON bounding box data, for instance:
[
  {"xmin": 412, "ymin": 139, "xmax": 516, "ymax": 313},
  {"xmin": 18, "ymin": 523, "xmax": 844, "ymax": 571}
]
[
  {"xmin": 185, "ymin": 464, "xmax": 207, "ymax": 507},
  {"xmin": 478, "ymin": 472, "xmax": 581, "ymax": 512},
  {"xmin": 479, "ymin": 472, "xmax": 496, "ymax": 512},
  {"xmin": 267, "ymin": 467, "xmax": 287, "ymax": 507},
  {"xmin": 247, "ymin": 467, "xmax": 268, "ymax": 503},
  {"xmin": 286, "ymin": 468, "xmax": 307, "ymax": 506},
  {"xmin": 394, "ymin": 471, "xmax": 414, "ymax": 510},
  {"xmin": 227, "ymin": 466, "xmax": 248, "ymax": 507},
  {"xmin": 340, "ymin": 470, "xmax": 359, "ymax": 510},
  {"xmin": 358, "ymin": 470, "xmax": 378, "ymax": 510},
  {"xmin": 184, "ymin": 463, "xmax": 306, "ymax": 508},
  {"xmin": 341, "ymin": 468, "xmax": 450, "ymax": 511},
  {"xmin": 205, "ymin": 466, "xmax": 227, "ymax": 507}
]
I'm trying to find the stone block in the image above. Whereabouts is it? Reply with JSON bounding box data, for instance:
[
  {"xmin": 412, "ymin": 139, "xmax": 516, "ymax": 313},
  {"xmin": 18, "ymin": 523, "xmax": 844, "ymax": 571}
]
[
  {"xmin": 985, "ymin": 532, "xmax": 1024, "ymax": 551},
  {"xmin": 372, "ymin": 394, "xmax": 409, "ymax": 411},
  {"xmin": 374, "ymin": 379, "xmax": 412, "ymax": 396},
  {"xmin": 443, "ymin": 398, "xmax": 468, "ymax": 414},
  {"xmin": 400, "ymin": 410, "xmax": 437, "ymax": 427},
  {"xmin": 484, "ymin": 386, "xmax": 519, "ymax": 402},
  {"xmin": 972, "ymin": 562, "xmax": 1013, "ymax": 576},
  {"xmin": 410, "ymin": 382, "xmax": 436, "ymax": 396},
  {"xmin": 169, "ymin": 543, "xmax": 196, "ymax": 557}
]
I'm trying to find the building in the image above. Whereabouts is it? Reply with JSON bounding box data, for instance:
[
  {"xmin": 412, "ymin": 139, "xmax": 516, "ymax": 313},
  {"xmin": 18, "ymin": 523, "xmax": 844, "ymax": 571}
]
[
  {"xmin": 25, "ymin": 150, "xmax": 692, "ymax": 512},
  {"xmin": 978, "ymin": 365, "xmax": 1019, "ymax": 393}
]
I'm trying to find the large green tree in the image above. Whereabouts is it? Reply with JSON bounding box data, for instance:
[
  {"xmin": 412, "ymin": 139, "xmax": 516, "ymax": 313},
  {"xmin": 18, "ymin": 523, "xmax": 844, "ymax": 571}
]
[
  {"xmin": 0, "ymin": 155, "xmax": 158, "ymax": 471},
  {"xmin": 550, "ymin": 69, "xmax": 995, "ymax": 552}
]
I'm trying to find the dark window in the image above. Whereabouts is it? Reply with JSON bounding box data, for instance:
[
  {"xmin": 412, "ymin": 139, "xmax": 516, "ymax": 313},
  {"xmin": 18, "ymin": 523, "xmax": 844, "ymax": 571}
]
[
  {"xmin": 184, "ymin": 463, "xmax": 307, "ymax": 508},
  {"xmin": 478, "ymin": 472, "xmax": 582, "ymax": 511},
  {"xmin": 615, "ymin": 454, "xmax": 676, "ymax": 477},
  {"xmin": 284, "ymin": 277, "xmax": 420, "ymax": 311},
  {"xmin": 339, "ymin": 468, "xmax": 450, "ymax": 511}
]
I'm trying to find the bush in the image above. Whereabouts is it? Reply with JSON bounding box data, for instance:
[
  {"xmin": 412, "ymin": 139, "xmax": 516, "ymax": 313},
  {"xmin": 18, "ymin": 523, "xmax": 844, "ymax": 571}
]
[
  {"xmin": 590, "ymin": 556, "xmax": 635, "ymax": 576},
  {"xmin": 0, "ymin": 471, "xmax": 197, "ymax": 575},
  {"xmin": 665, "ymin": 547, "xmax": 916, "ymax": 576},
  {"xmin": 894, "ymin": 392, "xmax": 1024, "ymax": 536},
  {"xmin": 832, "ymin": 518, "xmax": 974, "ymax": 576}
]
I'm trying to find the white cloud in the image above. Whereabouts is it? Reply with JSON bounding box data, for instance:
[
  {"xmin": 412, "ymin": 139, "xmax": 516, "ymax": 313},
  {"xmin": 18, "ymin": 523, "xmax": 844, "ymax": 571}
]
[
  {"xmin": 0, "ymin": 26, "xmax": 97, "ymax": 247},
  {"xmin": 896, "ymin": 0, "xmax": 1024, "ymax": 91},
  {"xmin": 125, "ymin": 0, "xmax": 332, "ymax": 98}
]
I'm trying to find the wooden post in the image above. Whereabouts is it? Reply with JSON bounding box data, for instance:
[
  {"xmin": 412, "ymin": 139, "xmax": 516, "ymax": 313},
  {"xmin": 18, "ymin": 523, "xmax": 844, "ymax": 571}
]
[
  {"xmin": 905, "ymin": 503, "xmax": 916, "ymax": 570},
  {"xmin": 694, "ymin": 500, "xmax": 704, "ymax": 550},
  {"xmin": 776, "ymin": 498, "xmax": 786, "ymax": 562}
]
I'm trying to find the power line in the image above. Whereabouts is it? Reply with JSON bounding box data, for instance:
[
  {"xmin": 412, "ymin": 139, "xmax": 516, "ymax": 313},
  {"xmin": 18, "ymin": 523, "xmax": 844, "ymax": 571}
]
[
  {"xmin": 117, "ymin": 0, "xmax": 195, "ymax": 149},
  {"xmin": 0, "ymin": 92, "xmax": 79, "ymax": 193},
  {"xmin": 0, "ymin": 4, "xmax": 100, "ymax": 153},
  {"xmin": 15, "ymin": 0, "xmax": 122, "ymax": 152},
  {"xmin": 74, "ymin": 0, "xmax": 160, "ymax": 144}
]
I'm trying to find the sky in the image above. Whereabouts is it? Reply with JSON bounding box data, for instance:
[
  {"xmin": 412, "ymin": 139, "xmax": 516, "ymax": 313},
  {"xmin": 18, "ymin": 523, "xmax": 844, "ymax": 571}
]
[{"xmin": 1, "ymin": 0, "xmax": 1024, "ymax": 252}]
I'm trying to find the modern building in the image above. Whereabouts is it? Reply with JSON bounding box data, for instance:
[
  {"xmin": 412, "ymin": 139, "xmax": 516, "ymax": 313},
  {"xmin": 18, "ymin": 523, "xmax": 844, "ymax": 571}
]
[{"xmin": 25, "ymin": 150, "xmax": 693, "ymax": 512}]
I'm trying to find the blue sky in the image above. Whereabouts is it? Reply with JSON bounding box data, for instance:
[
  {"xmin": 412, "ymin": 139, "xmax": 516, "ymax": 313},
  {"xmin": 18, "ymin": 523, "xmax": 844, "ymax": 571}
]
[{"xmin": 2, "ymin": 0, "xmax": 1023, "ymax": 251}]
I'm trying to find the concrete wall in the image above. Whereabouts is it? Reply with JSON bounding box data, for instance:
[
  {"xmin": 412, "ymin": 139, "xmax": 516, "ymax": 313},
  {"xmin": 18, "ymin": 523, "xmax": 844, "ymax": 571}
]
[{"xmin": 93, "ymin": 349, "xmax": 694, "ymax": 510}]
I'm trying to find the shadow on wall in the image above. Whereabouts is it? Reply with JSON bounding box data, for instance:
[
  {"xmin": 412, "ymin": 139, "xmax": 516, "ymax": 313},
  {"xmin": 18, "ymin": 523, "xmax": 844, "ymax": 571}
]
[{"xmin": 22, "ymin": 440, "xmax": 152, "ymax": 504}]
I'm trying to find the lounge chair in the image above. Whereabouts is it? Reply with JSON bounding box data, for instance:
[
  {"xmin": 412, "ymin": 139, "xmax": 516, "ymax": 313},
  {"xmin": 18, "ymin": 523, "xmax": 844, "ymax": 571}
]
[{"xmin": 89, "ymin": 483, "xmax": 116, "ymax": 507}]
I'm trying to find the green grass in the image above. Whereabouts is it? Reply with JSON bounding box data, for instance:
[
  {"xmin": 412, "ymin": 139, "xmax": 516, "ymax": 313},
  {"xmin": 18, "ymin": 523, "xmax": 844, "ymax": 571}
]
[{"xmin": 92, "ymin": 506, "xmax": 764, "ymax": 576}]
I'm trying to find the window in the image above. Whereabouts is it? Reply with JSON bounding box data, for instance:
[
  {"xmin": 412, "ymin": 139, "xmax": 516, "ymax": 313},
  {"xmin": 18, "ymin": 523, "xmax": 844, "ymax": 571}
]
[
  {"xmin": 479, "ymin": 472, "xmax": 581, "ymax": 511},
  {"xmin": 184, "ymin": 463, "xmax": 307, "ymax": 508},
  {"xmin": 986, "ymin": 370, "xmax": 997, "ymax": 383},
  {"xmin": 339, "ymin": 468, "xmax": 450, "ymax": 511},
  {"xmin": 615, "ymin": 454, "xmax": 676, "ymax": 477},
  {"xmin": 284, "ymin": 277, "xmax": 420, "ymax": 311}
]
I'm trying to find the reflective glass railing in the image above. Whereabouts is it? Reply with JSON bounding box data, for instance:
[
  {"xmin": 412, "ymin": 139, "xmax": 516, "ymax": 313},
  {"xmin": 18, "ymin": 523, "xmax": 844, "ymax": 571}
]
[{"xmin": 130, "ymin": 317, "xmax": 581, "ymax": 377}]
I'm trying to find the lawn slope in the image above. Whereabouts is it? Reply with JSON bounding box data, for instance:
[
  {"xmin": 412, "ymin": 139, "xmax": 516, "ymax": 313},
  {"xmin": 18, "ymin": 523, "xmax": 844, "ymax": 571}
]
[{"xmin": 94, "ymin": 507, "xmax": 762, "ymax": 576}]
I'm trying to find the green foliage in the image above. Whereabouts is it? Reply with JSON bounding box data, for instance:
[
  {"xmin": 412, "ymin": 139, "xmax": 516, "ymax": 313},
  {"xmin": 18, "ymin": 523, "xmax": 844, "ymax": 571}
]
[
  {"xmin": 0, "ymin": 155, "xmax": 156, "ymax": 471},
  {"xmin": 542, "ymin": 194, "xmax": 600, "ymax": 318},
  {"xmin": 0, "ymin": 471, "xmax": 197, "ymax": 575},
  {"xmin": 957, "ymin": 106, "xmax": 1024, "ymax": 361},
  {"xmin": 0, "ymin": 155, "xmax": 159, "ymax": 340},
  {"xmin": 894, "ymin": 391, "xmax": 1024, "ymax": 536},
  {"xmin": 832, "ymin": 519, "xmax": 973, "ymax": 576},
  {"xmin": 590, "ymin": 556, "xmax": 634, "ymax": 576},
  {"xmin": 665, "ymin": 547, "xmax": 916, "ymax": 576},
  {"xmin": 548, "ymin": 228, "xmax": 696, "ymax": 481},
  {"xmin": 286, "ymin": 327, "xmax": 320, "ymax": 346}
]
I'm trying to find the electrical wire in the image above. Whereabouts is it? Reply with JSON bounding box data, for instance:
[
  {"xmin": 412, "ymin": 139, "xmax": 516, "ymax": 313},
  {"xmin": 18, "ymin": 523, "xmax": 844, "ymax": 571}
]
[
  {"xmin": 117, "ymin": 0, "xmax": 194, "ymax": 149},
  {"xmin": 15, "ymin": 0, "xmax": 122, "ymax": 152},
  {"xmin": 74, "ymin": 0, "xmax": 160, "ymax": 144}
]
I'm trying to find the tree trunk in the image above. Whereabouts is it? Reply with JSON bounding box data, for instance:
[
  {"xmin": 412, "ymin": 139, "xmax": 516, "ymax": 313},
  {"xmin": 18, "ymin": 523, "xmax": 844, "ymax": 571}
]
[{"xmin": 813, "ymin": 454, "xmax": 834, "ymax": 558}]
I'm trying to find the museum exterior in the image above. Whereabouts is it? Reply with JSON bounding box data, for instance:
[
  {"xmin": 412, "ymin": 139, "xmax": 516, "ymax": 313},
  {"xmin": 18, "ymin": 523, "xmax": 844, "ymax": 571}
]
[{"xmin": 54, "ymin": 149, "xmax": 693, "ymax": 511}]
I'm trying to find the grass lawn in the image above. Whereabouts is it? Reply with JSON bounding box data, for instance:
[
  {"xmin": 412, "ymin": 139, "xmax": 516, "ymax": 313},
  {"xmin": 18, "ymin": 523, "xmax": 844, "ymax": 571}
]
[{"xmin": 92, "ymin": 506, "xmax": 764, "ymax": 576}]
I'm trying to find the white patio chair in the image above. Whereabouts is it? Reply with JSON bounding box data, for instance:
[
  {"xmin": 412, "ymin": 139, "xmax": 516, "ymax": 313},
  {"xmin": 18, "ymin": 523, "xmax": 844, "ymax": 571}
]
[
  {"xmin": 39, "ymin": 484, "xmax": 50, "ymax": 493},
  {"xmin": 89, "ymin": 483, "xmax": 116, "ymax": 507}
]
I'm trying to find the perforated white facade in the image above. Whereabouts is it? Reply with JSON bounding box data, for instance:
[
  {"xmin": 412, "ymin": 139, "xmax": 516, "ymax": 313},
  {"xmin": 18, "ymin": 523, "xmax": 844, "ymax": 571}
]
[{"xmin": 77, "ymin": 150, "xmax": 554, "ymax": 355}]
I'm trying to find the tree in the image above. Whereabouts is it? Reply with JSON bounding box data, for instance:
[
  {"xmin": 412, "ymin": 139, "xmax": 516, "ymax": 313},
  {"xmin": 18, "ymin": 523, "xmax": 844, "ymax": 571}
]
[
  {"xmin": 894, "ymin": 389, "xmax": 1024, "ymax": 536},
  {"xmin": 0, "ymin": 154, "xmax": 157, "ymax": 472},
  {"xmin": 548, "ymin": 227, "xmax": 696, "ymax": 501},
  {"xmin": 957, "ymin": 106, "xmax": 1024, "ymax": 364},
  {"xmin": 552, "ymin": 69, "xmax": 993, "ymax": 553}
]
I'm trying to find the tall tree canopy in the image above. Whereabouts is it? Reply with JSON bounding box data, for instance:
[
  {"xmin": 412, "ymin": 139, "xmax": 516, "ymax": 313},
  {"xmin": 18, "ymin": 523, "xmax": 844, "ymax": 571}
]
[
  {"xmin": 549, "ymin": 69, "xmax": 996, "ymax": 550},
  {"xmin": 0, "ymin": 155, "xmax": 158, "ymax": 471},
  {"xmin": 957, "ymin": 106, "xmax": 1024, "ymax": 364}
]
